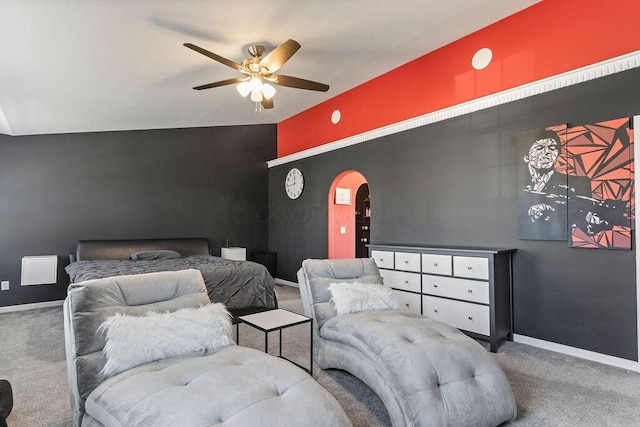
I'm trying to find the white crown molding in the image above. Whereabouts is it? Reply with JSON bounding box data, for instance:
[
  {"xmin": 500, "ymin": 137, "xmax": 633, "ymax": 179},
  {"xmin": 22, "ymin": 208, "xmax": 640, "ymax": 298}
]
[
  {"xmin": 514, "ymin": 334, "xmax": 639, "ymax": 372},
  {"xmin": 0, "ymin": 299, "xmax": 64, "ymax": 314},
  {"xmin": 268, "ymin": 50, "xmax": 640, "ymax": 168}
]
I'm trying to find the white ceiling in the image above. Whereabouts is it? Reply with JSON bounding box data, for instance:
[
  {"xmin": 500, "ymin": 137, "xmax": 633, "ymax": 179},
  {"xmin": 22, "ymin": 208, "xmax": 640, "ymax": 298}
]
[{"xmin": 0, "ymin": 0, "xmax": 539, "ymax": 136}]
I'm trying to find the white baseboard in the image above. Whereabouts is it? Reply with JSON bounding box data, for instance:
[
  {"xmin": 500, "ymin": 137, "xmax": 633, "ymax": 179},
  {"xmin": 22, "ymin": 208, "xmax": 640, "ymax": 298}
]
[
  {"xmin": 0, "ymin": 299, "xmax": 64, "ymax": 314},
  {"xmin": 514, "ymin": 334, "xmax": 640, "ymax": 373},
  {"xmin": 275, "ymin": 278, "xmax": 299, "ymax": 288}
]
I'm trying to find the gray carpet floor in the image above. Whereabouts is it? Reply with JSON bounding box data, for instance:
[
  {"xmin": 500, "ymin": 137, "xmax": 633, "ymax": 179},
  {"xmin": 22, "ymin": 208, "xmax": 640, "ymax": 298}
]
[{"xmin": 1, "ymin": 284, "xmax": 639, "ymax": 426}]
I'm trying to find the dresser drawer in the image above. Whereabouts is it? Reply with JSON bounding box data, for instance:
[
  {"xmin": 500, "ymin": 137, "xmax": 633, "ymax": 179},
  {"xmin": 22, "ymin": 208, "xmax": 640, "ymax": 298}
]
[
  {"xmin": 394, "ymin": 252, "xmax": 421, "ymax": 272},
  {"xmin": 422, "ymin": 275, "xmax": 489, "ymax": 304},
  {"xmin": 380, "ymin": 270, "xmax": 420, "ymax": 293},
  {"xmin": 422, "ymin": 295, "xmax": 490, "ymax": 336},
  {"xmin": 371, "ymin": 250, "xmax": 394, "ymax": 269},
  {"xmin": 392, "ymin": 290, "xmax": 421, "ymax": 315},
  {"xmin": 453, "ymin": 256, "xmax": 489, "ymax": 280},
  {"xmin": 421, "ymin": 254, "xmax": 452, "ymax": 275}
]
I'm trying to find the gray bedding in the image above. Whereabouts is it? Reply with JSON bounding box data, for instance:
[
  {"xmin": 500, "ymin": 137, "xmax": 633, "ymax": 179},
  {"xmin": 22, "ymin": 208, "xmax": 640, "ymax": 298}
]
[{"xmin": 65, "ymin": 255, "xmax": 276, "ymax": 311}]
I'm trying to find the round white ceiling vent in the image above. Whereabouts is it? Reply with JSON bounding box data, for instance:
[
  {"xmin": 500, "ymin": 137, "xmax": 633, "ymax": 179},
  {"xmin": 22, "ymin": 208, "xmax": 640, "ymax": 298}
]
[
  {"xmin": 331, "ymin": 110, "xmax": 341, "ymax": 124},
  {"xmin": 472, "ymin": 48, "xmax": 493, "ymax": 70}
]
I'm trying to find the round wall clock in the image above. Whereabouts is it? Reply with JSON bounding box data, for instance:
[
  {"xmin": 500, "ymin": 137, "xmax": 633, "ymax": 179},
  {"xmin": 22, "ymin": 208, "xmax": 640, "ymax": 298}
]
[{"xmin": 285, "ymin": 168, "xmax": 304, "ymax": 199}]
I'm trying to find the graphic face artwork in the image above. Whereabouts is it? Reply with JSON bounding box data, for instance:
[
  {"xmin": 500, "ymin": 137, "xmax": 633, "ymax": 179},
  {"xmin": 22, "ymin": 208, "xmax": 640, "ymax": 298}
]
[
  {"xmin": 525, "ymin": 136, "xmax": 560, "ymax": 193},
  {"xmin": 517, "ymin": 126, "xmax": 568, "ymax": 240},
  {"xmin": 528, "ymin": 137, "xmax": 559, "ymax": 170},
  {"xmin": 517, "ymin": 117, "xmax": 634, "ymax": 249}
]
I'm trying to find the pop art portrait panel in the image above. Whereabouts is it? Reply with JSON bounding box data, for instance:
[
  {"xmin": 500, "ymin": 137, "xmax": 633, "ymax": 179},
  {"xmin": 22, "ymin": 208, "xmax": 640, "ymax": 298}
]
[
  {"xmin": 565, "ymin": 117, "xmax": 634, "ymax": 250},
  {"xmin": 517, "ymin": 124, "xmax": 568, "ymax": 240}
]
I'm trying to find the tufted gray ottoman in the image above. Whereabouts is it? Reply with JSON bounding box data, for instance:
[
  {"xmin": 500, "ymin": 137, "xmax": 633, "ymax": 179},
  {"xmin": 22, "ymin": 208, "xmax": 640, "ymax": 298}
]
[
  {"xmin": 298, "ymin": 258, "xmax": 517, "ymax": 427},
  {"xmin": 82, "ymin": 345, "xmax": 349, "ymax": 426}
]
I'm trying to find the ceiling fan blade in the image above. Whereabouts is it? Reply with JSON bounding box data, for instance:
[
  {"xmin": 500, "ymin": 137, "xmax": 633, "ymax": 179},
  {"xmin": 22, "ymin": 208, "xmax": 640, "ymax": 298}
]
[
  {"xmin": 260, "ymin": 39, "xmax": 301, "ymax": 73},
  {"xmin": 261, "ymin": 97, "xmax": 274, "ymax": 109},
  {"xmin": 184, "ymin": 43, "xmax": 246, "ymax": 72},
  {"xmin": 193, "ymin": 77, "xmax": 244, "ymax": 90},
  {"xmin": 271, "ymin": 74, "xmax": 329, "ymax": 92}
]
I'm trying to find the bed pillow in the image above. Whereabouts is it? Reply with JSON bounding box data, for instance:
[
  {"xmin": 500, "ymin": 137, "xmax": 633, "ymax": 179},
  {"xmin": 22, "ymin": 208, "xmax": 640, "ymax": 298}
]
[
  {"xmin": 130, "ymin": 250, "xmax": 182, "ymax": 261},
  {"xmin": 99, "ymin": 302, "xmax": 233, "ymax": 378},
  {"xmin": 329, "ymin": 282, "xmax": 403, "ymax": 315}
]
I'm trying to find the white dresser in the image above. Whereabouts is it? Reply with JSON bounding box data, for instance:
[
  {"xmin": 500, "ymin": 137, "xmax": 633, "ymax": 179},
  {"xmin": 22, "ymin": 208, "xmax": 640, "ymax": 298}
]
[{"xmin": 369, "ymin": 244, "xmax": 515, "ymax": 352}]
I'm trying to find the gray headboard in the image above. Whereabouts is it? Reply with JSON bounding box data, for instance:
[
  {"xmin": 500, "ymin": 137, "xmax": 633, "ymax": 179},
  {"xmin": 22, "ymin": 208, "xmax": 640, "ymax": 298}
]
[{"xmin": 75, "ymin": 238, "xmax": 210, "ymax": 261}]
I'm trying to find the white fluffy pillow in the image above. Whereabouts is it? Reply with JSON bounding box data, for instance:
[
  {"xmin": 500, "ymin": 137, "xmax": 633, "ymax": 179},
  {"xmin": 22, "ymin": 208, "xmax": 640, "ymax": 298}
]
[
  {"xmin": 329, "ymin": 282, "xmax": 403, "ymax": 314},
  {"xmin": 99, "ymin": 302, "xmax": 233, "ymax": 378}
]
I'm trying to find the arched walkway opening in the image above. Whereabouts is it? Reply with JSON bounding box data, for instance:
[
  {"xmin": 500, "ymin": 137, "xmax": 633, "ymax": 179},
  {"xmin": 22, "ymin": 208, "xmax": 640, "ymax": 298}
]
[{"xmin": 328, "ymin": 170, "xmax": 370, "ymax": 259}]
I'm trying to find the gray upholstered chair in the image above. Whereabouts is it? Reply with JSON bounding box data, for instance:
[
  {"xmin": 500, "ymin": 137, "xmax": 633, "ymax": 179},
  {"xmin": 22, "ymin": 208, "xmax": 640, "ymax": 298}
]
[
  {"xmin": 298, "ymin": 258, "xmax": 517, "ymax": 427},
  {"xmin": 64, "ymin": 268, "xmax": 351, "ymax": 427}
]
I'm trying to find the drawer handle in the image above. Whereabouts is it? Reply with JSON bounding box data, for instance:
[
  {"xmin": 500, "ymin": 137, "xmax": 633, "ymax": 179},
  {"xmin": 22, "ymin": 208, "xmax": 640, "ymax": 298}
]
[
  {"xmin": 404, "ymin": 280, "xmax": 409, "ymax": 284},
  {"xmin": 467, "ymin": 266, "xmax": 473, "ymax": 270},
  {"xmin": 468, "ymin": 316, "xmax": 473, "ymax": 320},
  {"xmin": 434, "ymin": 309, "xmax": 439, "ymax": 313},
  {"xmin": 379, "ymin": 258, "xmax": 384, "ymax": 262},
  {"xmin": 433, "ymin": 262, "xmax": 438, "ymax": 266},
  {"xmin": 404, "ymin": 260, "xmax": 409, "ymax": 264},
  {"xmin": 433, "ymin": 284, "xmax": 438, "ymax": 288},
  {"xmin": 467, "ymin": 289, "xmax": 473, "ymax": 293}
]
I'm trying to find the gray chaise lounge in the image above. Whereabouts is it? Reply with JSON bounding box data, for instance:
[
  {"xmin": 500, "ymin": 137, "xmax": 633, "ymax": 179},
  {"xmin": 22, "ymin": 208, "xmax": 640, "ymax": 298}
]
[
  {"xmin": 298, "ymin": 258, "xmax": 517, "ymax": 427},
  {"xmin": 64, "ymin": 269, "xmax": 351, "ymax": 427}
]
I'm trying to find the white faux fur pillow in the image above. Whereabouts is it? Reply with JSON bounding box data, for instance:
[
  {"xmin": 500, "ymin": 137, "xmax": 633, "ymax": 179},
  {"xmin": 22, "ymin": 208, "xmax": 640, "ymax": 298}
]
[
  {"xmin": 99, "ymin": 303, "xmax": 233, "ymax": 378},
  {"xmin": 329, "ymin": 282, "xmax": 403, "ymax": 314}
]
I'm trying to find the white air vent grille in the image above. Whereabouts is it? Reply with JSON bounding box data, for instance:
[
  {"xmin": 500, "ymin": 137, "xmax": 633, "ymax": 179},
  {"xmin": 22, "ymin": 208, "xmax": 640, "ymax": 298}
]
[{"xmin": 21, "ymin": 255, "xmax": 57, "ymax": 286}]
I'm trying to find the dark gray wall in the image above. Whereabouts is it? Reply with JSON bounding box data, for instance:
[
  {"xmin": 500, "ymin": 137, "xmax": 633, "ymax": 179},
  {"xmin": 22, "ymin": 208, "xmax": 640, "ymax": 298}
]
[
  {"xmin": 269, "ymin": 67, "xmax": 640, "ymax": 361},
  {"xmin": 0, "ymin": 125, "xmax": 276, "ymax": 307}
]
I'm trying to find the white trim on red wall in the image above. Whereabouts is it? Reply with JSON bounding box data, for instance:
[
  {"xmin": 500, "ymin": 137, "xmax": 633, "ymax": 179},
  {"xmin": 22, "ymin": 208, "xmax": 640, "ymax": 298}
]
[{"xmin": 268, "ymin": 50, "xmax": 640, "ymax": 168}]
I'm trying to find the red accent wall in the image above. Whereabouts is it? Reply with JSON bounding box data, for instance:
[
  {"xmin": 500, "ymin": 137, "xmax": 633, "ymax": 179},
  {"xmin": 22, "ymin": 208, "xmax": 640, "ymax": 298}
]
[{"xmin": 278, "ymin": 0, "xmax": 640, "ymax": 157}]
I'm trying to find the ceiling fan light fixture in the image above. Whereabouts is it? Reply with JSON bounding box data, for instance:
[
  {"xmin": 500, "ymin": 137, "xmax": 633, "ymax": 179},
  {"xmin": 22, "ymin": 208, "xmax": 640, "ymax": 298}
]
[
  {"xmin": 249, "ymin": 77, "xmax": 263, "ymax": 92},
  {"xmin": 236, "ymin": 81, "xmax": 251, "ymax": 97},
  {"xmin": 261, "ymin": 83, "xmax": 276, "ymax": 100},
  {"xmin": 250, "ymin": 90, "xmax": 263, "ymax": 102},
  {"xmin": 185, "ymin": 39, "xmax": 329, "ymax": 110}
]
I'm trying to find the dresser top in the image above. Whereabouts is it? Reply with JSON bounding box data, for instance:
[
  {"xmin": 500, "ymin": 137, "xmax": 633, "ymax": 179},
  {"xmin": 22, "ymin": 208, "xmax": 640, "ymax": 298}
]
[{"xmin": 367, "ymin": 243, "xmax": 516, "ymax": 255}]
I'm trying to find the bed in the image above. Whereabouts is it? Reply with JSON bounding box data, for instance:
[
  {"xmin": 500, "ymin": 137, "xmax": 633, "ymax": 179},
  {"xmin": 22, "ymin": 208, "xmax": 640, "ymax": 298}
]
[{"xmin": 65, "ymin": 238, "xmax": 277, "ymax": 319}]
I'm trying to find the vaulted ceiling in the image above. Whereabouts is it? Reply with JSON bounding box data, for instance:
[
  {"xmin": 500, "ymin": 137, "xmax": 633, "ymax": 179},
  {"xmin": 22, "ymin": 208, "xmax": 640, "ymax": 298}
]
[{"xmin": 0, "ymin": 0, "xmax": 539, "ymax": 136}]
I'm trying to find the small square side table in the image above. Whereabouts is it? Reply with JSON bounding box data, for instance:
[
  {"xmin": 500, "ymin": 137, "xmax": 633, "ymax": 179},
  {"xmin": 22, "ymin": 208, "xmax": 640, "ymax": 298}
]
[{"xmin": 238, "ymin": 308, "xmax": 313, "ymax": 375}]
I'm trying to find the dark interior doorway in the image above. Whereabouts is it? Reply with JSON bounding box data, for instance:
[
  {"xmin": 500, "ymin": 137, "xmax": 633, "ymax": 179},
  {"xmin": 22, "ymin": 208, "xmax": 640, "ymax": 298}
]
[{"xmin": 355, "ymin": 183, "xmax": 370, "ymax": 258}]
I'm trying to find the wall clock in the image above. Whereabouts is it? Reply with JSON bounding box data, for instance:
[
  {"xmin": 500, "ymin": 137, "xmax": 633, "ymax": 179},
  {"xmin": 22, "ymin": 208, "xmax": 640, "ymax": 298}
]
[{"xmin": 285, "ymin": 168, "xmax": 304, "ymax": 199}]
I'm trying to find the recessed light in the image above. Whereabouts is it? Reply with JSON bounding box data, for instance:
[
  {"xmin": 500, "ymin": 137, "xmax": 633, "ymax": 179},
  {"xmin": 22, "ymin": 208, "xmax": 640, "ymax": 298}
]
[
  {"xmin": 472, "ymin": 48, "xmax": 493, "ymax": 70},
  {"xmin": 331, "ymin": 110, "xmax": 341, "ymax": 124}
]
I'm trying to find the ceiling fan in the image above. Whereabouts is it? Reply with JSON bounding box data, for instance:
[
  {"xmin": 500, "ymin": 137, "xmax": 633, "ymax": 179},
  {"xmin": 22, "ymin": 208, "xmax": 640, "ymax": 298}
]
[{"xmin": 184, "ymin": 39, "xmax": 329, "ymax": 110}]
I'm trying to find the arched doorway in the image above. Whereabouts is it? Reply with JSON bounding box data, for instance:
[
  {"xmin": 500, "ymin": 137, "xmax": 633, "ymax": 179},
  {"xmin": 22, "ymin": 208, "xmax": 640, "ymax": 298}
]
[{"xmin": 328, "ymin": 170, "xmax": 370, "ymax": 259}]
